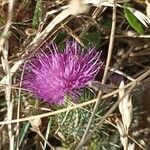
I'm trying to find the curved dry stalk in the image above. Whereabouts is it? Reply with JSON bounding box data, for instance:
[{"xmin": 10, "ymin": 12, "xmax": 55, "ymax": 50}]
[
  {"xmin": 0, "ymin": 68, "xmax": 149, "ymax": 128},
  {"xmin": 75, "ymin": 1, "xmax": 117, "ymax": 149},
  {"xmin": 0, "ymin": 0, "xmax": 15, "ymax": 149},
  {"xmin": 76, "ymin": 69, "xmax": 150, "ymax": 148},
  {"xmin": 69, "ymin": 101, "xmax": 145, "ymax": 149},
  {"xmin": 0, "ymin": 79, "xmax": 136, "ymax": 126},
  {"xmin": 16, "ymin": 62, "xmax": 27, "ymax": 150}
]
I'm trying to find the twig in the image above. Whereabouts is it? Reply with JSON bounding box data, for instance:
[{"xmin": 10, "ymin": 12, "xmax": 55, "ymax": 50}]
[
  {"xmin": 0, "ymin": 78, "xmax": 139, "ymax": 125},
  {"xmin": 0, "ymin": 69, "xmax": 149, "ymax": 126},
  {"xmin": 75, "ymin": 1, "xmax": 117, "ymax": 149},
  {"xmin": 16, "ymin": 62, "xmax": 26, "ymax": 150},
  {"xmin": 109, "ymin": 67, "xmax": 135, "ymax": 81},
  {"xmin": 19, "ymin": 0, "xmax": 88, "ymax": 59},
  {"xmin": 80, "ymin": 83, "xmax": 136, "ymax": 148},
  {"xmin": 69, "ymin": 102, "xmax": 145, "ymax": 149},
  {"xmin": 0, "ymin": 0, "xmax": 88, "ymax": 88},
  {"xmin": 76, "ymin": 69, "xmax": 150, "ymax": 148},
  {"xmin": 0, "ymin": 0, "xmax": 15, "ymax": 150}
]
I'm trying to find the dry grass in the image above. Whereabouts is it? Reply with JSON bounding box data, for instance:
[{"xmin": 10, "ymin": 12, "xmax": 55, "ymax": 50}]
[{"xmin": 0, "ymin": 0, "xmax": 150, "ymax": 149}]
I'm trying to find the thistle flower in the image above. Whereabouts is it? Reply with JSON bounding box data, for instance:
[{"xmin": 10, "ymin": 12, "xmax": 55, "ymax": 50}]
[{"xmin": 23, "ymin": 40, "xmax": 102, "ymax": 104}]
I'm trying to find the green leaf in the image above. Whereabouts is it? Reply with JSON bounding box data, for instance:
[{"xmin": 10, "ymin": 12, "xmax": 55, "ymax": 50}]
[
  {"xmin": 54, "ymin": 32, "xmax": 67, "ymax": 52},
  {"xmin": 32, "ymin": 0, "xmax": 42, "ymax": 29},
  {"xmin": 55, "ymin": 32, "xmax": 67, "ymax": 45},
  {"xmin": 124, "ymin": 3, "xmax": 144, "ymax": 34},
  {"xmin": 18, "ymin": 122, "xmax": 30, "ymax": 147},
  {"xmin": 83, "ymin": 32, "xmax": 101, "ymax": 47}
]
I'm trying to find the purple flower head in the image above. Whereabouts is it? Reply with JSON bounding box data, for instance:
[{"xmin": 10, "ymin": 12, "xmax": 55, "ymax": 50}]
[{"xmin": 23, "ymin": 40, "xmax": 103, "ymax": 104}]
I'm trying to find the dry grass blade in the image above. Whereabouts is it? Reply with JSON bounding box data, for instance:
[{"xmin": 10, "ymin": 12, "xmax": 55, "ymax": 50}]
[
  {"xmin": 0, "ymin": 0, "xmax": 15, "ymax": 149},
  {"xmin": 75, "ymin": 69, "xmax": 150, "ymax": 148},
  {"xmin": 116, "ymin": 80, "xmax": 133, "ymax": 150},
  {"xmin": 0, "ymin": 76, "xmax": 141, "ymax": 126},
  {"xmin": 119, "ymin": 81, "xmax": 133, "ymax": 133},
  {"xmin": 146, "ymin": 0, "xmax": 150, "ymax": 18},
  {"xmin": 0, "ymin": 0, "xmax": 149, "ymax": 149},
  {"xmin": 128, "ymin": 143, "xmax": 135, "ymax": 150},
  {"xmin": 76, "ymin": 1, "xmax": 117, "ymax": 149},
  {"xmin": 116, "ymin": 118, "xmax": 128, "ymax": 150}
]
